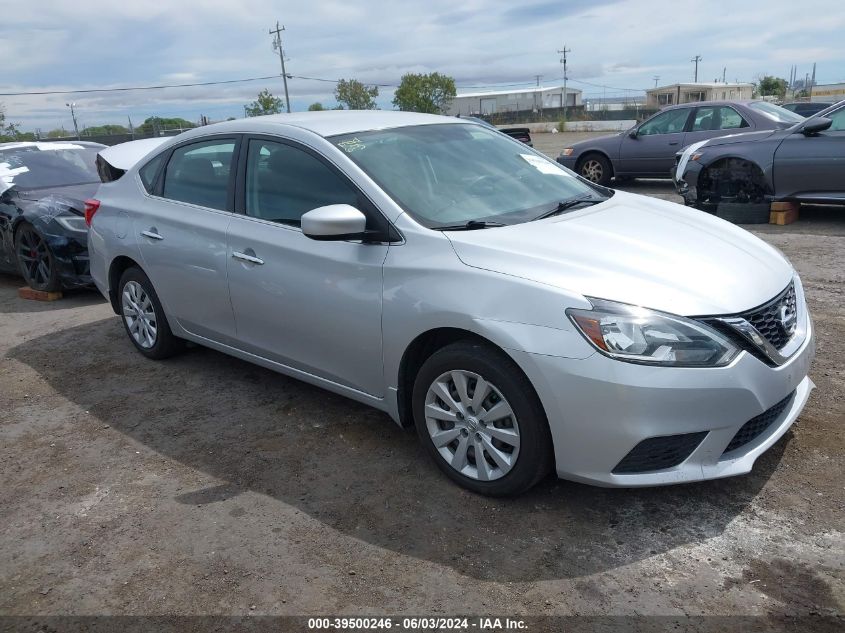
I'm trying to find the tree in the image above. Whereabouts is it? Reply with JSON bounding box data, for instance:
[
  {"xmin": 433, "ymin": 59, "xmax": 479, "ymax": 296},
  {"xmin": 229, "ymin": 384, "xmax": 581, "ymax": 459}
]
[
  {"xmin": 137, "ymin": 117, "xmax": 196, "ymax": 135},
  {"xmin": 392, "ymin": 72, "xmax": 456, "ymax": 114},
  {"xmin": 334, "ymin": 79, "xmax": 379, "ymax": 110},
  {"xmin": 308, "ymin": 102, "xmax": 326, "ymax": 111},
  {"xmin": 756, "ymin": 75, "xmax": 788, "ymax": 99},
  {"xmin": 244, "ymin": 89, "xmax": 284, "ymax": 117},
  {"xmin": 81, "ymin": 124, "xmax": 129, "ymax": 136},
  {"xmin": 45, "ymin": 128, "xmax": 70, "ymax": 138}
]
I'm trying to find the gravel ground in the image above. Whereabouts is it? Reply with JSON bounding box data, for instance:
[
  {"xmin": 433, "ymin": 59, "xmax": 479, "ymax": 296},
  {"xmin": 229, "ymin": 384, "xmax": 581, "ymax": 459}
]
[{"xmin": 0, "ymin": 134, "xmax": 843, "ymax": 628}]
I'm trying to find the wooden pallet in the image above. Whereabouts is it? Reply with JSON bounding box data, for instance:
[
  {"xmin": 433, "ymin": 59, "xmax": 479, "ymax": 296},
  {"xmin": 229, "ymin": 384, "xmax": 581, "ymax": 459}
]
[
  {"xmin": 18, "ymin": 287, "xmax": 62, "ymax": 302},
  {"xmin": 770, "ymin": 201, "xmax": 800, "ymax": 225}
]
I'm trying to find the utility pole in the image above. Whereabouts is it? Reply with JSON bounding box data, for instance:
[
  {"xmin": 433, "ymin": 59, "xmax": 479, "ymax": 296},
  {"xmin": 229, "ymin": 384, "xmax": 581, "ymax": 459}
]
[
  {"xmin": 722, "ymin": 67, "xmax": 726, "ymax": 83},
  {"xmin": 65, "ymin": 102, "xmax": 80, "ymax": 139},
  {"xmin": 533, "ymin": 74, "xmax": 543, "ymax": 116},
  {"xmin": 558, "ymin": 45, "xmax": 571, "ymax": 124},
  {"xmin": 653, "ymin": 75, "xmax": 660, "ymax": 88},
  {"xmin": 269, "ymin": 21, "xmax": 292, "ymax": 113},
  {"xmin": 690, "ymin": 55, "xmax": 702, "ymax": 82}
]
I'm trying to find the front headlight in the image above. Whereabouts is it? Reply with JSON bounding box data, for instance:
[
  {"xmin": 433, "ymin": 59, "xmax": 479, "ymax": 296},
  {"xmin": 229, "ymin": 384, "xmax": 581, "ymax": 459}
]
[
  {"xmin": 560, "ymin": 148, "xmax": 575, "ymax": 157},
  {"xmin": 567, "ymin": 298, "xmax": 739, "ymax": 367},
  {"xmin": 54, "ymin": 215, "xmax": 88, "ymax": 233}
]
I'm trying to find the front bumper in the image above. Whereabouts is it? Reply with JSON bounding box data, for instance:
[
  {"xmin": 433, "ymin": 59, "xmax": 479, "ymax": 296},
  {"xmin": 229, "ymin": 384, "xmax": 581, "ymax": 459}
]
[
  {"xmin": 556, "ymin": 155, "xmax": 577, "ymax": 170},
  {"xmin": 510, "ymin": 316, "xmax": 815, "ymax": 487}
]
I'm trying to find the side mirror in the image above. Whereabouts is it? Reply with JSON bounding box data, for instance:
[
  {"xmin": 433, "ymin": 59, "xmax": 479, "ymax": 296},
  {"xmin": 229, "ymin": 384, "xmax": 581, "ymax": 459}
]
[
  {"xmin": 801, "ymin": 117, "xmax": 832, "ymax": 136},
  {"xmin": 301, "ymin": 204, "xmax": 367, "ymax": 241},
  {"xmin": 628, "ymin": 128, "xmax": 638, "ymax": 139}
]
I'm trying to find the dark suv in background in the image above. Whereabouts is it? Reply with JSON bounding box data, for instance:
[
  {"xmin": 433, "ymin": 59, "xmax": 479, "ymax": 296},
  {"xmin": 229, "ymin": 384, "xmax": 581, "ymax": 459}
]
[{"xmin": 556, "ymin": 101, "xmax": 804, "ymax": 185}]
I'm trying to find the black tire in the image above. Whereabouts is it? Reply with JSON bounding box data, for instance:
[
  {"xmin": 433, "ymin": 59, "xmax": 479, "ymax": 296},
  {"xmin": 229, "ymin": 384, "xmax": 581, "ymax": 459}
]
[
  {"xmin": 716, "ymin": 202, "xmax": 771, "ymax": 224},
  {"xmin": 117, "ymin": 266, "xmax": 184, "ymax": 360},
  {"xmin": 412, "ymin": 341, "xmax": 553, "ymax": 496},
  {"xmin": 577, "ymin": 153, "xmax": 613, "ymax": 186},
  {"xmin": 15, "ymin": 223, "xmax": 60, "ymax": 292}
]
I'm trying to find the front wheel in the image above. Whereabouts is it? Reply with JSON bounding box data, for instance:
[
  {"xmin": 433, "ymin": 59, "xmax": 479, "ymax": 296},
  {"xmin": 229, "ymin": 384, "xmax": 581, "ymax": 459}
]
[
  {"xmin": 118, "ymin": 267, "xmax": 184, "ymax": 359},
  {"xmin": 412, "ymin": 341, "xmax": 553, "ymax": 496},
  {"xmin": 578, "ymin": 153, "xmax": 612, "ymax": 186}
]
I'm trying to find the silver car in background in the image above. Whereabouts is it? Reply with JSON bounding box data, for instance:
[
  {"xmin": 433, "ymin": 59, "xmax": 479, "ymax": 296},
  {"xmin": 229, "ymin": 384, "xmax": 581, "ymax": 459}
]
[{"xmin": 87, "ymin": 111, "xmax": 814, "ymax": 496}]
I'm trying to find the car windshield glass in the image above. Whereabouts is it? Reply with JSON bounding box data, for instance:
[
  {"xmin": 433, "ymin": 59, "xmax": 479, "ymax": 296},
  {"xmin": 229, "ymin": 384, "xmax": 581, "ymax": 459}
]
[
  {"xmin": 748, "ymin": 102, "xmax": 805, "ymax": 124},
  {"xmin": 330, "ymin": 123, "xmax": 607, "ymax": 228},
  {"xmin": 0, "ymin": 144, "xmax": 100, "ymax": 191}
]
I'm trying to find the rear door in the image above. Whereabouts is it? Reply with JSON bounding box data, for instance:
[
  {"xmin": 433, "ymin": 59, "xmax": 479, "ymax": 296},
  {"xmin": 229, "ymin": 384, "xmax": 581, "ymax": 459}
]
[
  {"xmin": 773, "ymin": 105, "xmax": 845, "ymax": 199},
  {"xmin": 683, "ymin": 105, "xmax": 752, "ymax": 146},
  {"xmin": 133, "ymin": 136, "xmax": 239, "ymax": 343},
  {"xmin": 616, "ymin": 107, "xmax": 693, "ymax": 176}
]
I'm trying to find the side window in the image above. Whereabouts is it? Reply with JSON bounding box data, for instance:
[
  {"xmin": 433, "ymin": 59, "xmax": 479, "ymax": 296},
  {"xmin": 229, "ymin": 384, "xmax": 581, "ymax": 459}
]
[
  {"xmin": 691, "ymin": 107, "xmax": 717, "ymax": 131},
  {"xmin": 161, "ymin": 139, "xmax": 236, "ymax": 210},
  {"xmin": 244, "ymin": 139, "xmax": 359, "ymax": 226},
  {"xmin": 638, "ymin": 108, "xmax": 690, "ymax": 136},
  {"xmin": 827, "ymin": 107, "xmax": 845, "ymax": 131},
  {"xmin": 717, "ymin": 106, "xmax": 748, "ymax": 130},
  {"xmin": 139, "ymin": 153, "xmax": 165, "ymax": 193}
]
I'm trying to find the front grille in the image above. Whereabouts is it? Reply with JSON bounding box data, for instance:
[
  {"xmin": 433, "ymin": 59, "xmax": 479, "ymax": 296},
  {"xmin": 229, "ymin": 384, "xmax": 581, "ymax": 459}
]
[
  {"xmin": 741, "ymin": 283, "xmax": 797, "ymax": 350},
  {"xmin": 722, "ymin": 391, "xmax": 795, "ymax": 455},
  {"xmin": 613, "ymin": 432, "xmax": 708, "ymax": 474}
]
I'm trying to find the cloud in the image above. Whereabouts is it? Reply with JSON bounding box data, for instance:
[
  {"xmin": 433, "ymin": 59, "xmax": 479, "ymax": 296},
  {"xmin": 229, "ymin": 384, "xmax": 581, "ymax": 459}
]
[{"xmin": 1, "ymin": 0, "xmax": 843, "ymax": 129}]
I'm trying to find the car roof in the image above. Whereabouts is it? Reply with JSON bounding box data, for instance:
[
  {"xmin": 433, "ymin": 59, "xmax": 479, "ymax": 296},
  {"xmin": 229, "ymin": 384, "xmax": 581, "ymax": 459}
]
[
  {"xmin": 0, "ymin": 140, "xmax": 105, "ymax": 151},
  {"xmin": 177, "ymin": 110, "xmax": 460, "ymax": 140},
  {"xmin": 662, "ymin": 100, "xmax": 759, "ymax": 110}
]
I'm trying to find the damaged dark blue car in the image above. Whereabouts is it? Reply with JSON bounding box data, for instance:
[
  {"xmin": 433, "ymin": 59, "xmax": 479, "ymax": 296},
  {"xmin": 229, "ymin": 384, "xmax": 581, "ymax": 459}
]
[{"xmin": 0, "ymin": 141, "xmax": 105, "ymax": 291}]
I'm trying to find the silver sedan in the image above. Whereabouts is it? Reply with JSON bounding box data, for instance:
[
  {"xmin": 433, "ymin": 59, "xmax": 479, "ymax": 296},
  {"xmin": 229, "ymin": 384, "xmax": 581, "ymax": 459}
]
[{"xmin": 87, "ymin": 111, "xmax": 814, "ymax": 496}]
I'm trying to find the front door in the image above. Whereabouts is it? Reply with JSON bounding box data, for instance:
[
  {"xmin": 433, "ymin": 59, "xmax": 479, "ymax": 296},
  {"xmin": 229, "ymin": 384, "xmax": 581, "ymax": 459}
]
[
  {"xmin": 226, "ymin": 137, "xmax": 388, "ymax": 397},
  {"xmin": 134, "ymin": 137, "xmax": 238, "ymax": 343},
  {"xmin": 617, "ymin": 107, "xmax": 692, "ymax": 177},
  {"xmin": 773, "ymin": 105, "xmax": 845, "ymax": 199}
]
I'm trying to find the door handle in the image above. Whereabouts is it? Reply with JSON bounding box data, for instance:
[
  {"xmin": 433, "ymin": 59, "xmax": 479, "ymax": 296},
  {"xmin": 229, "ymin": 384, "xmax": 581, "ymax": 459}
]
[
  {"xmin": 232, "ymin": 251, "xmax": 264, "ymax": 265},
  {"xmin": 141, "ymin": 229, "xmax": 164, "ymax": 240},
  {"xmin": 669, "ymin": 142, "xmax": 679, "ymax": 145}
]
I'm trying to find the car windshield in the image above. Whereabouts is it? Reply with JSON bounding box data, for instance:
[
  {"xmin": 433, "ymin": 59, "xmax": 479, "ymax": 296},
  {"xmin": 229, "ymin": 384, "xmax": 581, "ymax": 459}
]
[
  {"xmin": 0, "ymin": 144, "xmax": 101, "ymax": 191},
  {"xmin": 330, "ymin": 123, "xmax": 607, "ymax": 228},
  {"xmin": 748, "ymin": 102, "xmax": 805, "ymax": 124}
]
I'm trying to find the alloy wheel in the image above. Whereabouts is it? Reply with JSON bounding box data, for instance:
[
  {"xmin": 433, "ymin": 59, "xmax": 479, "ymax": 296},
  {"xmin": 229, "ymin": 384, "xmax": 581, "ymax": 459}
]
[
  {"xmin": 16, "ymin": 227, "xmax": 53, "ymax": 288},
  {"xmin": 424, "ymin": 370, "xmax": 521, "ymax": 481},
  {"xmin": 122, "ymin": 281, "xmax": 158, "ymax": 349},
  {"xmin": 581, "ymin": 159, "xmax": 603, "ymax": 183}
]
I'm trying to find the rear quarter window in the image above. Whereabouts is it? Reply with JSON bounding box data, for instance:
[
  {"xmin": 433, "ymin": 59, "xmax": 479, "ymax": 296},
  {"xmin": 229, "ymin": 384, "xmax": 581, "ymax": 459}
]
[{"xmin": 139, "ymin": 153, "xmax": 165, "ymax": 193}]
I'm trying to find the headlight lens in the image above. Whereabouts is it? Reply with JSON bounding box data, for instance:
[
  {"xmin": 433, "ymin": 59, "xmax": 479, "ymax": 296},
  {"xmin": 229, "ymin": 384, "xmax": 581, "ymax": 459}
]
[
  {"xmin": 567, "ymin": 299, "xmax": 739, "ymax": 367},
  {"xmin": 54, "ymin": 215, "xmax": 88, "ymax": 233},
  {"xmin": 560, "ymin": 148, "xmax": 574, "ymax": 156}
]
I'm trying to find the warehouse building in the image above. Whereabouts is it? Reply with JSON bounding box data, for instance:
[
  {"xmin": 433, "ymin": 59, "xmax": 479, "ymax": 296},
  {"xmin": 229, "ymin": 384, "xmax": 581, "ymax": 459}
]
[
  {"xmin": 811, "ymin": 82, "xmax": 845, "ymax": 103},
  {"xmin": 446, "ymin": 85, "xmax": 582, "ymax": 116},
  {"xmin": 646, "ymin": 82, "xmax": 754, "ymax": 108}
]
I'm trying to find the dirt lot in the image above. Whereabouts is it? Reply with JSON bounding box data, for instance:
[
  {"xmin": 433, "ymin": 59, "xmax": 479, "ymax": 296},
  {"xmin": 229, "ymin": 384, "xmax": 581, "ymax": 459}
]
[{"xmin": 1, "ymin": 134, "xmax": 843, "ymax": 627}]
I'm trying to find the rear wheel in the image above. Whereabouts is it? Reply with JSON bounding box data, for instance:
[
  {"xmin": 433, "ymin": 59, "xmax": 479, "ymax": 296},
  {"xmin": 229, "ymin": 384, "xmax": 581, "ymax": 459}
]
[
  {"xmin": 412, "ymin": 341, "xmax": 553, "ymax": 496},
  {"xmin": 578, "ymin": 153, "xmax": 612, "ymax": 186},
  {"xmin": 118, "ymin": 267, "xmax": 184, "ymax": 359},
  {"xmin": 15, "ymin": 223, "xmax": 60, "ymax": 292}
]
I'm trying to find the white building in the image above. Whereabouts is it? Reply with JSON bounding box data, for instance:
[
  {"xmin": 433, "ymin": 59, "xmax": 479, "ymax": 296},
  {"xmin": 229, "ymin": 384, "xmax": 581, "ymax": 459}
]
[
  {"xmin": 446, "ymin": 86, "xmax": 582, "ymax": 116},
  {"xmin": 646, "ymin": 83, "xmax": 754, "ymax": 108}
]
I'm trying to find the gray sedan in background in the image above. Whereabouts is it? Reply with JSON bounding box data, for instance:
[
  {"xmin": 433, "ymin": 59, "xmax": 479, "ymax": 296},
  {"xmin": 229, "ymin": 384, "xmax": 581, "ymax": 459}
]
[
  {"xmin": 86, "ymin": 111, "xmax": 813, "ymax": 496},
  {"xmin": 556, "ymin": 100, "xmax": 805, "ymax": 185}
]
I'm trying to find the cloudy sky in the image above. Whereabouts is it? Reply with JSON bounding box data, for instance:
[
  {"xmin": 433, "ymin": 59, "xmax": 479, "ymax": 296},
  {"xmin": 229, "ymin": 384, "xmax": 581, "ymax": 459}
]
[{"xmin": 1, "ymin": 0, "xmax": 843, "ymax": 131}]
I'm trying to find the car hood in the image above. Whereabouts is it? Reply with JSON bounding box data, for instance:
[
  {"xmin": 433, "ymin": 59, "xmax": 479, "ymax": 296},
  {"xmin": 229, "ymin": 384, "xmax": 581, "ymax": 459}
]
[
  {"xmin": 446, "ymin": 191, "xmax": 793, "ymax": 316},
  {"xmin": 698, "ymin": 128, "xmax": 783, "ymax": 148},
  {"xmin": 568, "ymin": 133, "xmax": 623, "ymax": 151}
]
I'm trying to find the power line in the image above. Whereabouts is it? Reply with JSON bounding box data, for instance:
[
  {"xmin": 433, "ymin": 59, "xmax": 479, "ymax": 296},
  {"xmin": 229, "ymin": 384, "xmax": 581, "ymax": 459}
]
[{"xmin": 0, "ymin": 75, "xmax": 283, "ymax": 97}]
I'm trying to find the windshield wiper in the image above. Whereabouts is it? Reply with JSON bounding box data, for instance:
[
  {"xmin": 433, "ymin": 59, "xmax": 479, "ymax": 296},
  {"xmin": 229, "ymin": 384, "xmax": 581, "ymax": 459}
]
[
  {"xmin": 532, "ymin": 196, "xmax": 604, "ymax": 221},
  {"xmin": 435, "ymin": 220, "xmax": 507, "ymax": 231}
]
